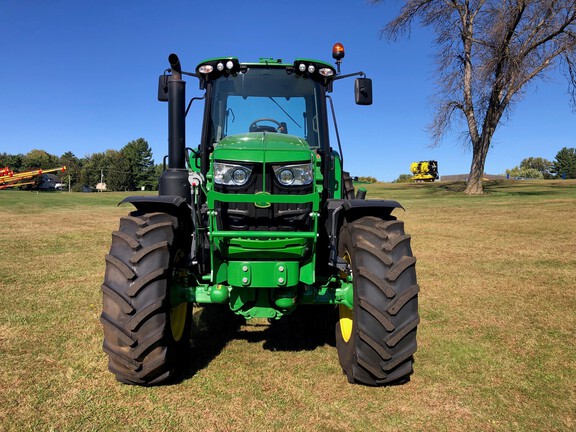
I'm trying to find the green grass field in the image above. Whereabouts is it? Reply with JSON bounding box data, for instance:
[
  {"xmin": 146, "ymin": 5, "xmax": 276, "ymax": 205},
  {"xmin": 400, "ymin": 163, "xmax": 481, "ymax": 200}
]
[{"xmin": 1, "ymin": 180, "xmax": 575, "ymax": 431}]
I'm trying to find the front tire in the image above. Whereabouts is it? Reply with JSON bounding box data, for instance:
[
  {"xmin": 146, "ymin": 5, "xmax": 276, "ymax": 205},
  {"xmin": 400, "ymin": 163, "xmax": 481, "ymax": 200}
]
[
  {"xmin": 101, "ymin": 211, "xmax": 191, "ymax": 385},
  {"xmin": 335, "ymin": 216, "xmax": 419, "ymax": 385}
]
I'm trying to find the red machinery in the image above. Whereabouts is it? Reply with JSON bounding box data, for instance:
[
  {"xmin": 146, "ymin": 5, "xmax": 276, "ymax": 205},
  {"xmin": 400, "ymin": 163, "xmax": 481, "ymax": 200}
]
[{"xmin": 0, "ymin": 166, "xmax": 66, "ymax": 189}]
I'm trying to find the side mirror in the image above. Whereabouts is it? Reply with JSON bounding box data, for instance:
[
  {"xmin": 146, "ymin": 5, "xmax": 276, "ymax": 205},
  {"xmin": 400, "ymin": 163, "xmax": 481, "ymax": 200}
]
[
  {"xmin": 158, "ymin": 75, "xmax": 168, "ymax": 102},
  {"xmin": 355, "ymin": 78, "xmax": 372, "ymax": 105}
]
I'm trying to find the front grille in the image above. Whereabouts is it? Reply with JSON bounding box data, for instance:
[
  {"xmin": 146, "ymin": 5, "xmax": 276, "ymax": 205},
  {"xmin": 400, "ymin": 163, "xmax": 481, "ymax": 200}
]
[{"xmin": 214, "ymin": 163, "xmax": 313, "ymax": 232}]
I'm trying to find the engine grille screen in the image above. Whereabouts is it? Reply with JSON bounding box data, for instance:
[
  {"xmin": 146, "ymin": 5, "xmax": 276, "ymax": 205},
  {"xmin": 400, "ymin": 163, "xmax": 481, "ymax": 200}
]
[{"xmin": 214, "ymin": 163, "xmax": 313, "ymax": 232}]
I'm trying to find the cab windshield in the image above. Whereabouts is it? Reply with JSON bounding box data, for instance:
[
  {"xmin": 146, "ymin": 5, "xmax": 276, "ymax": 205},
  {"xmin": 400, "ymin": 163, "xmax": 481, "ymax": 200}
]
[{"xmin": 208, "ymin": 67, "xmax": 326, "ymax": 148}]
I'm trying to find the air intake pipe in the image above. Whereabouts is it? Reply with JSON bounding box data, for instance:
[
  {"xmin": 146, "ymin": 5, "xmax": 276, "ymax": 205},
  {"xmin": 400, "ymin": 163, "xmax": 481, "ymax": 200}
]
[{"xmin": 159, "ymin": 53, "xmax": 191, "ymax": 202}]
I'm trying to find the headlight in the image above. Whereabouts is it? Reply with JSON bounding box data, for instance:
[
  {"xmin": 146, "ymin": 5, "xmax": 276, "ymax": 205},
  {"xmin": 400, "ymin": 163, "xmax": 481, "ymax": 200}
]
[
  {"xmin": 213, "ymin": 162, "xmax": 252, "ymax": 186},
  {"xmin": 273, "ymin": 163, "xmax": 313, "ymax": 186}
]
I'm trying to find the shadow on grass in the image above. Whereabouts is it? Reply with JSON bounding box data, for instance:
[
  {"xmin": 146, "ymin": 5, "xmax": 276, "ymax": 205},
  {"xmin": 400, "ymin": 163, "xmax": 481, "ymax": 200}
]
[
  {"xmin": 408, "ymin": 180, "xmax": 572, "ymax": 197},
  {"xmin": 239, "ymin": 305, "xmax": 337, "ymax": 351},
  {"xmin": 173, "ymin": 305, "xmax": 244, "ymax": 383},
  {"xmin": 482, "ymin": 180, "xmax": 568, "ymax": 196},
  {"xmin": 173, "ymin": 305, "xmax": 336, "ymax": 382}
]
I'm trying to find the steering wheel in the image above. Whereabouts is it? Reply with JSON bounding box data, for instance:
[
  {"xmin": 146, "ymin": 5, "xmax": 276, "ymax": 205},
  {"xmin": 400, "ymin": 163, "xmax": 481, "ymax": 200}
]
[{"xmin": 249, "ymin": 118, "xmax": 286, "ymax": 133}]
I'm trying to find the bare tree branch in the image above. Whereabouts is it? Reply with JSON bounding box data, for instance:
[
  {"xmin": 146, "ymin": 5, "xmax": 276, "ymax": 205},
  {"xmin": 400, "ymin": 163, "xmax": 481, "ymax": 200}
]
[{"xmin": 371, "ymin": 0, "xmax": 576, "ymax": 193}]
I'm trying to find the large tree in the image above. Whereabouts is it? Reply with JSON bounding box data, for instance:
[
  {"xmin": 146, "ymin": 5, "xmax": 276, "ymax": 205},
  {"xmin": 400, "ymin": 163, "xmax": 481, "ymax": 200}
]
[
  {"xmin": 106, "ymin": 150, "xmax": 131, "ymax": 191},
  {"xmin": 22, "ymin": 149, "xmax": 60, "ymax": 170},
  {"xmin": 121, "ymin": 138, "xmax": 156, "ymax": 191},
  {"xmin": 373, "ymin": 0, "xmax": 576, "ymax": 193},
  {"xmin": 0, "ymin": 153, "xmax": 24, "ymax": 171},
  {"xmin": 519, "ymin": 156, "xmax": 552, "ymax": 177},
  {"xmin": 80, "ymin": 152, "xmax": 108, "ymax": 189},
  {"xmin": 551, "ymin": 146, "xmax": 576, "ymax": 178},
  {"xmin": 59, "ymin": 151, "xmax": 82, "ymax": 191}
]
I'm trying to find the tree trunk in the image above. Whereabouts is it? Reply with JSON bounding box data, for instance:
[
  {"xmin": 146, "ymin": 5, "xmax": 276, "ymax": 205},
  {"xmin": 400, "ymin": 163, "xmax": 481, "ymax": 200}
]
[
  {"xmin": 465, "ymin": 154, "xmax": 485, "ymax": 194},
  {"xmin": 465, "ymin": 104, "xmax": 502, "ymax": 195},
  {"xmin": 465, "ymin": 138, "xmax": 489, "ymax": 195}
]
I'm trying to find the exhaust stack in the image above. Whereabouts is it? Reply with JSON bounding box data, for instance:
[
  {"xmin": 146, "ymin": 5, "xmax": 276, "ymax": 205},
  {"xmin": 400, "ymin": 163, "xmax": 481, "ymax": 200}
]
[
  {"xmin": 159, "ymin": 53, "xmax": 191, "ymax": 201},
  {"xmin": 168, "ymin": 54, "xmax": 182, "ymax": 80}
]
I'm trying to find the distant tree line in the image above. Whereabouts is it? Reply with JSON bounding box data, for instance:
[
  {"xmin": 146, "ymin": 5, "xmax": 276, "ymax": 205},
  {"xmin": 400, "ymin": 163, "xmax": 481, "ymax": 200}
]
[
  {"xmin": 355, "ymin": 176, "xmax": 379, "ymax": 184},
  {"xmin": 0, "ymin": 138, "xmax": 160, "ymax": 191},
  {"xmin": 505, "ymin": 157, "xmax": 553, "ymax": 179},
  {"xmin": 392, "ymin": 174, "xmax": 413, "ymax": 183},
  {"xmin": 506, "ymin": 148, "xmax": 576, "ymax": 180}
]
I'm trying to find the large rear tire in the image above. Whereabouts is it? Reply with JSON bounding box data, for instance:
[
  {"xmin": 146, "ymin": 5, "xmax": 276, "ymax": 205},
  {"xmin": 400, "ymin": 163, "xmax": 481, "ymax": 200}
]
[
  {"xmin": 335, "ymin": 216, "xmax": 419, "ymax": 385},
  {"xmin": 342, "ymin": 171, "xmax": 355, "ymax": 199},
  {"xmin": 101, "ymin": 211, "xmax": 191, "ymax": 385}
]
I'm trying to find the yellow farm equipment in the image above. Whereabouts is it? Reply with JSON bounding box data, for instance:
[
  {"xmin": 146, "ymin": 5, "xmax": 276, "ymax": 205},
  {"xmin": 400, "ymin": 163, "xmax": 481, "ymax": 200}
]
[
  {"xmin": 410, "ymin": 160, "xmax": 439, "ymax": 182},
  {"xmin": 0, "ymin": 166, "xmax": 66, "ymax": 190}
]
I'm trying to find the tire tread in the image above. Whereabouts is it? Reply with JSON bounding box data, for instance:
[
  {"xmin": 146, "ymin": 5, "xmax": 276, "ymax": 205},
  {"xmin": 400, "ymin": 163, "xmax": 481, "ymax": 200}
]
[
  {"xmin": 101, "ymin": 212, "xmax": 189, "ymax": 386},
  {"xmin": 336, "ymin": 215, "xmax": 419, "ymax": 386}
]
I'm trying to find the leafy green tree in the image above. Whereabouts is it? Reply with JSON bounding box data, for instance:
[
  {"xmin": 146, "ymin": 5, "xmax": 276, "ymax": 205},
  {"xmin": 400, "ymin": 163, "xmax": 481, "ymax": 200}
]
[
  {"xmin": 505, "ymin": 166, "xmax": 544, "ymax": 179},
  {"xmin": 551, "ymin": 147, "xmax": 576, "ymax": 179},
  {"xmin": 519, "ymin": 157, "xmax": 552, "ymax": 179},
  {"xmin": 59, "ymin": 151, "xmax": 82, "ymax": 191},
  {"xmin": 22, "ymin": 149, "xmax": 60, "ymax": 170},
  {"xmin": 393, "ymin": 174, "xmax": 413, "ymax": 183},
  {"xmin": 106, "ymin": 150, "xmax": 131, "ymax": 191},
  {"xmin": 153, "ymin": 164, "xmax": 164, "ymax": 191},
  {"xmin": 0, "ymin": 153, "xmax": 24, "ymax": 171},
  {"xmin": 80, "ymin": 152, "xmax": 108, "ymax": 188},
  {"xmin": 122, "ymin": 138, "xmax": 156, "ymax": 190},
  {"xmin": 357, "ymin": 176, "xmax": 378, "ymax": 183}
]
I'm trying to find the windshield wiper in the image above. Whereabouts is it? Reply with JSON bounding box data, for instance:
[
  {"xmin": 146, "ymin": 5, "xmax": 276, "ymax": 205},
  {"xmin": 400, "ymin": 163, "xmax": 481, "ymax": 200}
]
[{"xmin": 269, "ymin": 97, "xmax": 301, "ymax": 129}]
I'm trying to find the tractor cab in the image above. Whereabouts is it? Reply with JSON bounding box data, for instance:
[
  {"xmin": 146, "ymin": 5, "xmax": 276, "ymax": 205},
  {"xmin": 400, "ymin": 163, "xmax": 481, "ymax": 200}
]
[{"xmin": 198, "ymin": 58, "xmax": 333, "ymax": 149}]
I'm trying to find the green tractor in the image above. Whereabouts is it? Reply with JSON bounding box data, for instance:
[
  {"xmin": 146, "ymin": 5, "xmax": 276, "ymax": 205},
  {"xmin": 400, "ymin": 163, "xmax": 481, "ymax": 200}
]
[{"xmin": 101, "ymin": 44, "xmax": 419, "ymax": 386}]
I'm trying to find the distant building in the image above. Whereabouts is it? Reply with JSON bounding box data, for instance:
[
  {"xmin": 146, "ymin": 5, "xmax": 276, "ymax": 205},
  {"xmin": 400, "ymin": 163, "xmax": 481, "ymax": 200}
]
[{"xmin": 37, "ymin": 173, "xmax": 63, "ymax": 191}]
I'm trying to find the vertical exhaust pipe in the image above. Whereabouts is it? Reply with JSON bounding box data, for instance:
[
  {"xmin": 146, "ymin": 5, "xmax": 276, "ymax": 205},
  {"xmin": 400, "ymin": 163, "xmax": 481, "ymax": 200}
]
[
  {"xmin": 159, "ymin": 53, "xmax": 191, "ymax": 202},
  {"xmin": 167, "ymin": 54, "xmax": 184, "ymax": 169},
  {"xmin": 168, "ymin": 53, "xmax": 182, "ymax": 80}
]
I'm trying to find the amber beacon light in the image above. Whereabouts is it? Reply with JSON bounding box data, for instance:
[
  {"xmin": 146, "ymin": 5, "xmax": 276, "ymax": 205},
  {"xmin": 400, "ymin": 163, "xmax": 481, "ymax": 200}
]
[
  {"xmin": 332, "ymin": 43, "xmax": 345, "ymax": 60},
  {"xmin": 332, "ymin": 43, "xmax": 345, "ymax": 74}
]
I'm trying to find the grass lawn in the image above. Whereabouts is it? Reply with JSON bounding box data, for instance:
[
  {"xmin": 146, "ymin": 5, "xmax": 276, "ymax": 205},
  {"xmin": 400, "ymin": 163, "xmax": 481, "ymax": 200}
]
[{"xmin": 1, "ymin": 180, "xmax": 575, "ymax": 431}]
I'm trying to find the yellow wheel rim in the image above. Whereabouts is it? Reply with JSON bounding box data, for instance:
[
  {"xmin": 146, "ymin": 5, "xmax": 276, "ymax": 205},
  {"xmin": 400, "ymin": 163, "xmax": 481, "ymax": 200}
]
[
  {"xmin": 339, "ymin": 304, "xmax": 353, "ymax": 342},
  {"xmin": 170, "ymin": 303, "xmax": 187, "ymax": 342},
  {"xmin": 339, "ymin": 251, "xmax": 353, "ymax": 342}
]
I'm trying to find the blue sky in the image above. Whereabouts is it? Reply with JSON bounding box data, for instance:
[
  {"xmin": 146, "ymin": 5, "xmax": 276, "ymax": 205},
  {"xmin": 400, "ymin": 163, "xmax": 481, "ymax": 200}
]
[{"xmin": 1, "ymin": 0, "xmax": 575, "ymax": 181}]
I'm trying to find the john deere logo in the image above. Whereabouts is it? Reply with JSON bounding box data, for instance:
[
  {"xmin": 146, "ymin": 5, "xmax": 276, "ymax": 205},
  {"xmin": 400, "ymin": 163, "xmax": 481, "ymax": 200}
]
[{"xmin": 254, "ymin": 191, "xmax": 271, "ymax": 208}]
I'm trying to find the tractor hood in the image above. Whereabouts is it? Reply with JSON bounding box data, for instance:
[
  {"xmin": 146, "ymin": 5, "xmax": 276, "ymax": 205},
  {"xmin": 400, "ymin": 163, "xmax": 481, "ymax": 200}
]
[{"xmin": 213, "ymin": 133, "xmax": 314, "ymax": 164}]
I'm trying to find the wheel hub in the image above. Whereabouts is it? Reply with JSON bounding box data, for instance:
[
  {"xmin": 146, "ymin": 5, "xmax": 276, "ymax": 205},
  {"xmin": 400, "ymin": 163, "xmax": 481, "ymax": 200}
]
[
  {"xmin": 339, "ymin": 251, "xmax": 353, "ymax": 342},
  {"xmin": 170, "ymin": 303, "xmax": 187, "ymax": 342}
]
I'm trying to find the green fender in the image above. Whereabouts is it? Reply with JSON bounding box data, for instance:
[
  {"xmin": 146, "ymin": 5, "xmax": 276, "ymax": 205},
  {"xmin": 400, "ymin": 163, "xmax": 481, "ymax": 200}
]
[{"xmin": 324, "ymin": 198, "xmax": 404, "ymax": 268}]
